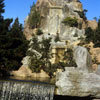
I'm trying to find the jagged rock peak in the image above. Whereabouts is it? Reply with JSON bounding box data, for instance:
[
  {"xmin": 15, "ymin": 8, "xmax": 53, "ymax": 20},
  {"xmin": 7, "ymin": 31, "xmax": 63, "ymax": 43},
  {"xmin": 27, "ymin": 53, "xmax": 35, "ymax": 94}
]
[
  {"xmin": 36, "ymin": 0, "xmax": 82, "ymax": 7},
  {"xmin": 24, "ymin": 0, "xmax": 84, "ymax": 40}
]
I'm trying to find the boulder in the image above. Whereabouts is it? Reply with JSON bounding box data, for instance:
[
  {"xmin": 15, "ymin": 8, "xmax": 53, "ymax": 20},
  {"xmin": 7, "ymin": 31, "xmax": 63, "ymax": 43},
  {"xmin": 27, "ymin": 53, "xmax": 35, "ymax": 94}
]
[
  {"xmin": 56, "ymin": 67, "xmax": 100, "ymax": 99},
  {"xmin": 74, "ymin": 46, "xmax": 93, "ymax": 72},
  {"xmin": 11, "ymin": 66, "xmax": 32, "ymax": 77},
  {"xmin": 11, "ymin": 66, "xmax": 49, "ymax": 78}
]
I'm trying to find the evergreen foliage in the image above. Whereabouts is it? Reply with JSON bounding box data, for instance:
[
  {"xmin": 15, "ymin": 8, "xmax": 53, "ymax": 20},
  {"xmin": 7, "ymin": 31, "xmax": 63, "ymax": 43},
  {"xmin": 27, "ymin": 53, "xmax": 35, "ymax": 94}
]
[
  {"xmin": 28, "ymin": 2, "xmax": 41, "ymax": 29},
  {"xmin": 55, "ymin": 32, "xmax": 60, "ymax": 42},
  {"xmin": 85, "ymin": 18, "xmax": 100, "ymax": 47},
  {"xmin": 63, "ymin": 48, "xmax": 77, "ymax": 67},
  {"xmin": 27, "ymin": 36, "xmax": 52, "ymax": 74},
  {"xmin": 27, "ymin": 36, "xmax": 76, "ymax": 77},
  {"xmin": 0, "ymin": 0, "xmax": 28, "ymax": 75},
  {"xmin": 0, "ymin": 18, "xmax": 28, "ymax": 72},
  {"xmin": 62, "ymin": 17, "xmax": 78, "ymax": 27},
  {"xmin": 75, "ymin": 9, "xmax": 87, "ymax": 21},
  {"xmin": 0, "ymin": 0, "xmax": 5, "ymax": 18},
  {"xmin": 85, "ymin": 27, "xmax": 94, "ymax": 43},
  {"xmin": 27, "ymin": 36, "xmax": 60, "ymax": 77},
  {"xmin": 36, "ymin": 29, "xmax": 43, "ymax": 35}
]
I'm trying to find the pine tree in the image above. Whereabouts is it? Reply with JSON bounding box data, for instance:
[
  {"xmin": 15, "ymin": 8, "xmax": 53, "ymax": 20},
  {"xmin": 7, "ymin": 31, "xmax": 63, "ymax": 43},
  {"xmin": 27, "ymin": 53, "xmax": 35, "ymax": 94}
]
[
  {"xmin": 0, "ymin": 0, "xmax": 5, "ymax": 19},
  {"xmin": 28, "ymin": 2, "xmax": 41, "ymax": 29},
  {"xmin": 0, "ymin": 17, "xmax": 28, "ymax": 73},
  {"xmin": 5, "ymin": 18, "xmax": 28, "ymax": 70}
]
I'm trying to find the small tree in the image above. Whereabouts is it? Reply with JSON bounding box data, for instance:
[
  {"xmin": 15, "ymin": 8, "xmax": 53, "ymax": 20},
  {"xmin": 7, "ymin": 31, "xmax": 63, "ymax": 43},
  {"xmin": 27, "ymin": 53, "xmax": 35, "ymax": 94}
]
[
  {"xmin": 63, "ymin": 47, "xmax": 77, "ymax": 67},
  {"xmin": 0, "ymin": 18, "xmax": 28, "ymax": 71},
  {"xmin": 62, "ymin": 17, "xmax": 78, "ymax": 27},
  {"xmin": 0, "ymin": 0, "xmax": 5, "ymax": 18},
  {"xmin": 27, "ymin": 36, "xmax": 52, "ymax": 73},
  {"xmin": 28, "ymin": 2, "xmax": 41, "ymax": 29},
  {"xmin": 27, "ymin": 36, "xmax": 77, "ymax": 77},
  {"xmin": 85, "ymin": 27, "xmax": 95, "ymax": 43},
  {"xmin": 36, "ymin": 28, "xmax": 43, "ymax": 35},
  {"xmin": 85, "ymin": 18, "xmax": 100, "ymax": 47},
  {"xmin": 93, "ymin": 17, "xmax": 97, "ymax": 21},
  {"xmin": 55, "ymin": 31, "xmax": 60, "ymax": 42},
  {"xmin": 75, "ymin": 9, "xmax": 87, "ymax": 21}
]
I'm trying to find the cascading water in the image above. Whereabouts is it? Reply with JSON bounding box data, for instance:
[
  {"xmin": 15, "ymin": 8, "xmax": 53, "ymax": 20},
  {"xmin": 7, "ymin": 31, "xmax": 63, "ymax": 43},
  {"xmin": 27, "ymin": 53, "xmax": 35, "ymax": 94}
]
[{"xmin": 0, "ymin": 80, "xmax": 55, "ymax": 100}]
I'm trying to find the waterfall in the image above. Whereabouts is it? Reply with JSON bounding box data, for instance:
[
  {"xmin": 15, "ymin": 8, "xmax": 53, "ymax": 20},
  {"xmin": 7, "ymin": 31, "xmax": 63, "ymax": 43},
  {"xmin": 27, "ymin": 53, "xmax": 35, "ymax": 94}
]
[{"xmin": 0, "ymin": 80, "xmax": 55, "ymax": 100}]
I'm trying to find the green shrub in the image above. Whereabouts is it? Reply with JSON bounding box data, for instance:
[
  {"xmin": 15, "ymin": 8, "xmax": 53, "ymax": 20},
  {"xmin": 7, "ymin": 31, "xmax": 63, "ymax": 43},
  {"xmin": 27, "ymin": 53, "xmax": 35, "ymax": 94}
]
[
  {"xmin": 27, "ymin": 36, "xmax": 52, "ymax": 75},
  {"xmin": 85, "ymin": 27, "xmax": 94, "ymax": 43},
  {"xmin": 0, "ymin": 18, "xmax": 29, "ymax": 72},
  {"xmin": 75, "ymin": 9, "xmax": 87, "ymax": 21},
  {"xmin": 27, "ymin": 36, "xmax": 76, "ymax": 78},
  {"xmin": 28, "ymin": 3, "xmax": 41, "ymax": 29},
  {"xmin": 84, "ymin": 18, "xmax": 100, "ymax": 47},
  {"xmin": 36, "ymin": 29, "xmax": 43, "ymax": 35},
  {"xmin": 62, "ymin": 17, "xmax": 78, "ymax": 27},
  {"xmin": 63, "ymin": 48, "xmax": 77, "ymax": 67},
  {"xmin": 27, "ymin": 37, "xmax": 77, "ymax": 78},
  {"xmin": 55, "ymin": 32, "xmax": 60, "ymax": 42}
]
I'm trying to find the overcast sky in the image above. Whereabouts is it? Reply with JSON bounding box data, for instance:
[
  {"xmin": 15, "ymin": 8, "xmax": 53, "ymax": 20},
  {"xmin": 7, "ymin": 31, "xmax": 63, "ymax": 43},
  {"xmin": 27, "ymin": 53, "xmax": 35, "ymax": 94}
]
[{"xmin": 3, "ymin": 0, "xmax": 100, "ymax": 24}]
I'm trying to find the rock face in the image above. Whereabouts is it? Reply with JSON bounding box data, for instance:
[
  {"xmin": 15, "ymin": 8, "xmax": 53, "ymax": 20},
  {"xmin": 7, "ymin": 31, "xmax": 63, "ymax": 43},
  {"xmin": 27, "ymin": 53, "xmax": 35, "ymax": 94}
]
[
  {"xmin": 74, "ymin": 46, "xmax": 93, "ymax": 72},
  {"xmin": 24, "ymin": 0, "xmax": 85, "ymax": 41},
  {"xmin": 56, "ymin": 67, "xmax": 100, "ymax": 99},
  {"xmin": 11, "ymin": 66, "xmax": 49, "ymax": 78},
  {"xmin": 38, "ymin": 0, "xmax": 85, "ymax": 41},
  {"xmin": 56, "ymin": 47, "xmax": 100, "ymax": 98},
  {"xmin": 87, "ymin": 20, "xmax": 98, "ymax": 30},
  {"xmin": 24, "ymin": 0, "xmax": 97, "ymax": 41}
]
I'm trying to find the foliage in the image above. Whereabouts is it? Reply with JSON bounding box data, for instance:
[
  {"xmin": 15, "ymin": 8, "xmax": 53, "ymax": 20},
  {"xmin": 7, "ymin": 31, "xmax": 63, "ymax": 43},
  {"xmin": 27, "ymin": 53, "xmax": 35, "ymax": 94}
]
[
  {"xmin": 27, "ymin": 36, "xmax": 53, "ymax": 76},
  {"xmin": 63, "ymin": 48, "xmax": 77, "ymax": 67},
  {"xmin": 55, "ymin": 32, "xmax": 60, "ymax": 42},
  {"xmin": 92, "ymin": 57, "xmax": 100, "ymax": 65},
  {"xmin": 27, "ymin": 36, "xmax": 68, "ymax": 78},
  {"xmin": 85, "ymin": 27, "xmax": 95, "ymax": 43},
  {"xmin": 0, "ymin": 16, "xmax": 28, "ymax": 72},
  {"xmin": 85, "ymin": 18, "xmax": 100, "ymax": 47},
  {"xmin": 27, "ymin": 37, "xmax": 77, "ymax": 78},
  {"xmin": 36, "ymin": 28, "xmax": 43, "ymax": 35},
  {"xmin": 0, "ymin": 0, "xmax": 5, "ymax": 18},
  {"xmin": 28, "ymin": 2, "xmax": 41, "ymax": 29},
  {"xmin": 62, "ymin": 17, "xmax": 78, "ymax": 27},
  {"xmin": 75, "ymin": 9, "xmax": 87, "ymax": 21}
]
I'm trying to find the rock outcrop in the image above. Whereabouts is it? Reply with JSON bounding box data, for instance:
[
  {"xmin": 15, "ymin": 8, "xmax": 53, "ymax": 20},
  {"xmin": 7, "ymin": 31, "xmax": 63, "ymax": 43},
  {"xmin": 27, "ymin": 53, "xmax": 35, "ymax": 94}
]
[
  {"xmin": 87, "ymin": 20, "xmax": 98, "ymax": 30},
  {"xmin": 11, "ymin": 66, "xmax": 49, "ymax": 78},
  {"xmin": 74, "ymin": 46, "xmax": 92, "ymax": 72},
  {"xmin": 56, "ymin": 46, "xmax": 100, "ymax": 99},
  {"xmin": 56, "ymin": 67, "xmax": 100, "ymax": 99},
  {"xmin": 24, "ymin": 0, "xmax": 85, "ymax": 41},
  {"xmin": 38, "ymin": 0, "xmax": 85, "ymax": 41}
]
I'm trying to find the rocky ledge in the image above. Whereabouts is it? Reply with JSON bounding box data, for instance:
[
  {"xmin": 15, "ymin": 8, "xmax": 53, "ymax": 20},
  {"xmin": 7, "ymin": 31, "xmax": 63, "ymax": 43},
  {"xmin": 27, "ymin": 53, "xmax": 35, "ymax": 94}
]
[
  {"xmin": 56, "ymin": 46, "xmax": 100, "ymax": 99},
  {"xmin": 56, "ymin": 67, "xmax": 100, "ymax": 99}
]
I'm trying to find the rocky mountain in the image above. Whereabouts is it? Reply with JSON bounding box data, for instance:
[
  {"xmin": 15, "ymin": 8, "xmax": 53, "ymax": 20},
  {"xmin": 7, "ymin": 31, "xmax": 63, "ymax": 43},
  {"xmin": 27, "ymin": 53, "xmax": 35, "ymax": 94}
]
[
  {"xmin": 24, "ymin": 0, "xmax": 84, "ymax": 40},
  {"xmin": 24, "ymin": 0, "xmax": 97, "ymax": 42}
]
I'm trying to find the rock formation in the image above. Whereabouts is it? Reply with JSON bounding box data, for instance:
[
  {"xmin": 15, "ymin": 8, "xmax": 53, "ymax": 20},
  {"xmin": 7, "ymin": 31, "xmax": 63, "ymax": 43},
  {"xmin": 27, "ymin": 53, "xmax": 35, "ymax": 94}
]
[
  {"xmin": 24, "ymin": 0, "xmax": 85, "ymax": 41},
  {"xmin": 56, "ymin": 46, "xmax": 100, "ymax": 99},
  {"xmin": 24, "ymin": 0, "xmax": 98, "ymax": 41},
  {"xmin": 56, "ymin": 67, "xmax": 100, "ymax": 99},
  {"xmin": 74, "ymin": 46, "xmax": 92, "ymax": 72},
  {"xmin": 87, "ymin": 20, "xmax": 98, "ymax": 30},
  {"xmin": 11, "ymin": 66, "xmax": 49, "ymax": 78}
]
